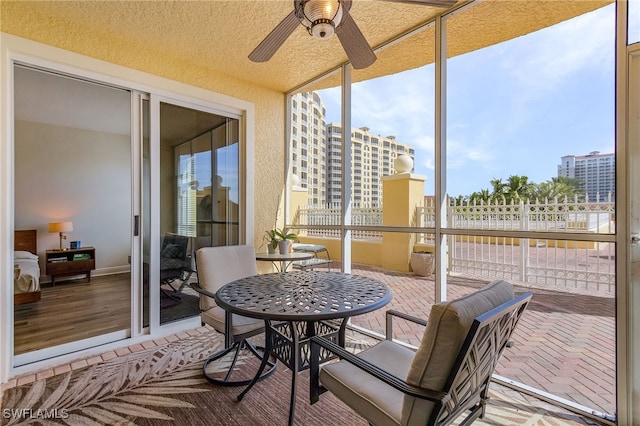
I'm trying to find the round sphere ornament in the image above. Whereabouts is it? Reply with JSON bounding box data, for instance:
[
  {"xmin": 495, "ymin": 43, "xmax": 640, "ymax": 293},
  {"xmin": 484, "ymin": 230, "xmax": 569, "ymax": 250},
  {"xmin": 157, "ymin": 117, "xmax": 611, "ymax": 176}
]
[{"xmin": 394, "ymin": 154, "xmax": 413, "ymax": 173}]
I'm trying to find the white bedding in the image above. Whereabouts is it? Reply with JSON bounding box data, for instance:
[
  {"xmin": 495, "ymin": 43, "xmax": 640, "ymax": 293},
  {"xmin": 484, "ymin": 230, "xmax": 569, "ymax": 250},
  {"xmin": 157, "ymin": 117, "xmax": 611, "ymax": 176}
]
[{"xmin": 14, "ymin": 251, "xmax": 40, "ymax": 294}]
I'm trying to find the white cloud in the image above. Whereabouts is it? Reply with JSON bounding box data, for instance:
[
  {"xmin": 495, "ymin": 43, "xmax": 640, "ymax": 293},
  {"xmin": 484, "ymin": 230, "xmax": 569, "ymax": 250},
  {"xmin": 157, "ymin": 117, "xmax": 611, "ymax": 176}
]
[
  {"xmin": 314, "ymin": 4, "xmax": 615, "ymax": 197},
  {"xmin": 501, "ymin": 5, "xmax": 614, "ymax": 98},
  {"xmin": 350, "ymin": 69, "xmax": 435, "ymax": 143},
  {"xmin": 445, "ymin": 138, "xmax": 494, "ymax": 170}
]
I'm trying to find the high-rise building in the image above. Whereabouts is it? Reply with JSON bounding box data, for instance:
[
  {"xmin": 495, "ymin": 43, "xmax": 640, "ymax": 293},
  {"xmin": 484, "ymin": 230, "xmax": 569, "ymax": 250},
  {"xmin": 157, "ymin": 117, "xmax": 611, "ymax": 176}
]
[
  {"xmin": 557, "ymin": 151, "xmax": 615, "ymax": 200},
  {"xmin": 290, "ymin": 92, "xmax": 327, "ymax": 206},
  {"xmin": 325, "ymin": 124, "xmax": 414, "ymax": 206},
  {"xmin": 290, "ymin": 92, "xmax": 415, "ymax": 207}
]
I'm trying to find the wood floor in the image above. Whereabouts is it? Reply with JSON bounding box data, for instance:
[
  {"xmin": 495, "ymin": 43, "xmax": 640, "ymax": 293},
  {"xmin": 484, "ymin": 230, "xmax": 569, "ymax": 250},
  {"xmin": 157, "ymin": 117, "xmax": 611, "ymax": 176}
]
[
  {"xmin": 14, "ymin": 274, "xmax": 132, "ymax": 355},
  {"xmin": 13, "ymin": 273, "xmax": 201, "ymax": 355}
]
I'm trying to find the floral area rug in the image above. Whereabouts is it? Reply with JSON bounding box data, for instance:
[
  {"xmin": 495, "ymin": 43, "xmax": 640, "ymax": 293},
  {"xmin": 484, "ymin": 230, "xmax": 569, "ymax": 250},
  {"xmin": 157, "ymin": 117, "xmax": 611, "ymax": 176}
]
[{"xmin": 1, "ymin": 328, "xmax": 601, "ymax": 425}]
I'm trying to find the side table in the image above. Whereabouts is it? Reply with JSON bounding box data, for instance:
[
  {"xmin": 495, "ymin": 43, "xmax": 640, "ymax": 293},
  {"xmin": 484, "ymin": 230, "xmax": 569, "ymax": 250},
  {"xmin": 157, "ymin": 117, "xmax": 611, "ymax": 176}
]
[{"xmin": 45, "ymin": 247, "xmax": 96, "ymax": 286}]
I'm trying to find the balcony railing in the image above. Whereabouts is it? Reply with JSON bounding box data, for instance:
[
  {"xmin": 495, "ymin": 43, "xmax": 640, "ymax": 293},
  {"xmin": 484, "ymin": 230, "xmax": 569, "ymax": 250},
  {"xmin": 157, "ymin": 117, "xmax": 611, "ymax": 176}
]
[{"xmin": 295, "ymin": 194, "xmax": 615, "ymax": 295}]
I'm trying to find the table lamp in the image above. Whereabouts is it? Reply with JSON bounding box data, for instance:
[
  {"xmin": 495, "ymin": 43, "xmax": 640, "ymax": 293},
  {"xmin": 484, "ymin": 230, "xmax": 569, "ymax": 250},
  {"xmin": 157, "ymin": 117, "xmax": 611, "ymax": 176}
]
[{"xmin": 48, "ymin": 221, "xmax": 73, "ymax": 250}]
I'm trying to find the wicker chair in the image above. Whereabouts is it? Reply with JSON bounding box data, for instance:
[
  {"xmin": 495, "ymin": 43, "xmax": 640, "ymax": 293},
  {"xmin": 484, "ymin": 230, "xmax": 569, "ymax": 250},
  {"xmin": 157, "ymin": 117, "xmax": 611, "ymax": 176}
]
[{"xmin": 310, "ymin": 280, "xmax": 532, "ymax": 426}]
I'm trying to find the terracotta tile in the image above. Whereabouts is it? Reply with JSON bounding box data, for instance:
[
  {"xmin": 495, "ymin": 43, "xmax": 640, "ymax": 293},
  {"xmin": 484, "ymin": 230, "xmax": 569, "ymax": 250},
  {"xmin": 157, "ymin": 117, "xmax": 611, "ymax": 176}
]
[
  {"xmin": 35, "ymin": 370, "xmax": 55, "ymax": 381},
  {"xmin": 70, "ymin": 360, "xmax": 88, "ymax": 370},
  {"xmin": 2, "ymin": 379, "xmax": 17, "ymax": 390},
  {"xmin": 128, "ymin": 344, "xmax": 144, "ymax": 353},
  {"xmin": 141, "ymin": 340, "xmax": 157, "ymax": 349},
  {"xmin": 53, "ymin": 365, "xmax": 72, "ymax": 375},
  {"xmin": 114, "ymin": 347, "xmax": 131, "ymax": 357},
  {"xmin": 16, "ymin": 374, "xmax": 36, "ymax": 386},
  {"xmin": 86, "ymin": 356, "xmax": 103, "ymax": 366},
  {"xmin": 153, "ymin": 337, "xmax": 169, "ymax": 346},
  {"xmin": 100, "ymin": 351, "xmax": 118, "ymax": 361}
]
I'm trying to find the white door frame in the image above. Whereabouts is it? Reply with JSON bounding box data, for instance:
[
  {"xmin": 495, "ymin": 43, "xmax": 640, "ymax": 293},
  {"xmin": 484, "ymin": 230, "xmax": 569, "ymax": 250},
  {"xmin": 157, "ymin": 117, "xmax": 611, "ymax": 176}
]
[{"xmin": 0, "ymin": 33, "xmax": 255, "ymax": 383}]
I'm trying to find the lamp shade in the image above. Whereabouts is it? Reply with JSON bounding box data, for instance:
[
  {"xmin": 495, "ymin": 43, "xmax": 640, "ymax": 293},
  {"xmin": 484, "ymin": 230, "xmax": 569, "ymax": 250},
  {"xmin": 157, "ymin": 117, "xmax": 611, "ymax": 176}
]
[
  {"xmin": 299, "ymin": 0, "xmax": 343, "ymax": 40},
  {"xmin": 49, "ymin": 221, "xmax": 73, "ymax": 233}
]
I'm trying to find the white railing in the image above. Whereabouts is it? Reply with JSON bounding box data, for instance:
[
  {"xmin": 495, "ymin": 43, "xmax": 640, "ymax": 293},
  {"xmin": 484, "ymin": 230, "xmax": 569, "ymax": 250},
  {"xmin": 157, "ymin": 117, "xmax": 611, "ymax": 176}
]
[
  {"xmin": 297, "ymin": 203, "xmax": 383, "ymax": 240},
  {"xmin": 295, "ymin": 195, "xmax": 616, "ymax": 294},
  {"xmin": 415, "ymin": 194, "xmax": 615, "ymax": 235}
]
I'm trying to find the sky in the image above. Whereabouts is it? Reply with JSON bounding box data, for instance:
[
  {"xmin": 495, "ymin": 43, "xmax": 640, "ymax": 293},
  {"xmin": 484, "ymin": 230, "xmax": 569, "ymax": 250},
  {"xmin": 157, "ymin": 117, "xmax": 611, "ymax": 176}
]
[{"xmin": 318, "ymin": 4, "xmax": 620, "ymax": 197}]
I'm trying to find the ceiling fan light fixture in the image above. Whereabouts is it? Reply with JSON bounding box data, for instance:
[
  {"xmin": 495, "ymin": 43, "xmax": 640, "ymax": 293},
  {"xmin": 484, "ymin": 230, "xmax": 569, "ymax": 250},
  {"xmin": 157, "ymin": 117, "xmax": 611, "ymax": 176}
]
[{"xmin": 298, "ymin": 0, "xmax": 343, "ymax": 40}]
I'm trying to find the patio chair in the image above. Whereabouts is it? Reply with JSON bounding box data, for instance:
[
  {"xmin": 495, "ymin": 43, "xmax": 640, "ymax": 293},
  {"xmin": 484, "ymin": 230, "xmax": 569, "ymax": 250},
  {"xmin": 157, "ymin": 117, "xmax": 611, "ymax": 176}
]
[
  {"xmin": 310, "ymin": 280, "xmax": 532, "ymax": 426},
  {"xmin": 191, "ymin": 245, "xmax": 277, "ymax": 386},
  {"xmin": 159, "ymin": 233, "xmax": 193, "ymax": 301},
  {"xmin": 292, "ymin": 243, "xmax": 332, "ymax": 271}
]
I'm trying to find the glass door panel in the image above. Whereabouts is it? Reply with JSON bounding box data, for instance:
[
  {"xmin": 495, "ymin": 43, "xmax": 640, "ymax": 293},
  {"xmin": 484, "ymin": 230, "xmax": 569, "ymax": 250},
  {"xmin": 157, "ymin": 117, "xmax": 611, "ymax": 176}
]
[
  {"xmin": 445, "ymin": 3, "xmax": 616, "ymax": 417},
  {"xmin": 13, "ymin": 65, "xmax": 132, "ymax": 363},
  {"xmin": 628, "ymin": 47, "xmax": 640, "ymax": 424},
  {"xmin": 158, "ymin": 102, "xmax": 239, "ymax": 324}
]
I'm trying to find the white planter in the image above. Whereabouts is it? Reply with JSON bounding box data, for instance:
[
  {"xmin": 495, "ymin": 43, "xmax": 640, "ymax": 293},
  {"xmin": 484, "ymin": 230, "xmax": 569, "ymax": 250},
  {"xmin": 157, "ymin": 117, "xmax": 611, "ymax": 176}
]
[
  {"xmin": 278, "ymin": 240, "xmax": 291, "ymax": 254},
  {"xmin": 411, "ymin": 252, "xmax": 434, "ymax": 276}
]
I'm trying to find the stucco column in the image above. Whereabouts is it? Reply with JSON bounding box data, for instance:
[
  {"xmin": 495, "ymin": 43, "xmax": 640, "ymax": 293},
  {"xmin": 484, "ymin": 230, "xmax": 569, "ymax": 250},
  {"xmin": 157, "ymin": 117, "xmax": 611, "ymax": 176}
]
[
  {"xmin": 290, "ymin": 187, "xmax": 307, "ymax": 227},
  {"xmin": 289, "ymin": 174, "xmax": 307, "ymax": 234},
  {"xmin": 381, "ymin": 158, "xmax": 426, "ymax": 272}
]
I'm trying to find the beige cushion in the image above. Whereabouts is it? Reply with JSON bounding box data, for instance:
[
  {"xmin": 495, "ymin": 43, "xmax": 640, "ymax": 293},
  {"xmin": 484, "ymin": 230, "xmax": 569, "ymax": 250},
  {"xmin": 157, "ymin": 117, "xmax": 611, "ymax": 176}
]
[
  {"xmin": 195, "ymin": 245, "xmax": 258, "ymax": 311},
  {"xmin": 201, "ymin": 306, "xmax": 263, "ymax": 336},
  {"xmin": 318, "ymin": 280, "xmax": 516, "ymax": 426},
  {"xmin": 195, "ymin": 245, "xmax": 262, "ymax": 338},
  {"xmin": 319, "ymin": 340, "xmax": 415, "ymax": 426},
  {"xmin": 401, "ymin": 280, "xmax": 514, "ymax": 424}
]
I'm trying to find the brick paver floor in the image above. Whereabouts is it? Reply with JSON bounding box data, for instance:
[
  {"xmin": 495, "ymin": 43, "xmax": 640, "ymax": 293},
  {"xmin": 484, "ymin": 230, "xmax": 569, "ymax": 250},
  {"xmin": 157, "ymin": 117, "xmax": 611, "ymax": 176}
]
[
  {"xmin": 1, "ymin": 263, "xmax": 616, "ymax": 424},
  {"xmin": 345, "ymin": 263, "xmax": 616, "ymax": 419}
]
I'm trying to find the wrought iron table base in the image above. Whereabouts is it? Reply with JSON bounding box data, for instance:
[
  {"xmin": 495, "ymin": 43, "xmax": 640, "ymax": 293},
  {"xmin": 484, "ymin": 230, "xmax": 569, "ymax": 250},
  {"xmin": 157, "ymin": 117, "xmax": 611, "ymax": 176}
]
[
  {"xmin": 203, "ymin": 339, "xmax": 277, "ymax": 387},
  {"xmin": 237, "ymin": 318, "xmax": 348, "ymax": 426},
  {"xmin": 215, "ymin": 271, "xmax": 392, "ymax": 426}
]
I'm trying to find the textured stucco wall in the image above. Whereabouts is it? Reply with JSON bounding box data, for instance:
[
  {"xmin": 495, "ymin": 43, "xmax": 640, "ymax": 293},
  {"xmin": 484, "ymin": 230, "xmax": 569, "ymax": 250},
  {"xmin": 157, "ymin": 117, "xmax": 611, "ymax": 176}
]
[
  {"xmin": 0, "ymin": 3, "xmax": 286, "ymax": 248},
  {"xmin": 0, "ymin": 1, "xmax": 613, "ymax": 93}
]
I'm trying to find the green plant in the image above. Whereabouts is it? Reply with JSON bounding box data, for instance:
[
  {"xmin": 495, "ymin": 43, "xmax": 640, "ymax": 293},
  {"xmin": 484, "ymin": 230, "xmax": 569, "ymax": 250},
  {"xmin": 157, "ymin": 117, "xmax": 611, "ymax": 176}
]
[
  {"xmin": 275, "ymin": 227, "xmax": 298, "ymax": 243},
  {"xmin": 264, "ymin": 229, "xmax": 279, "ymax": 250}
]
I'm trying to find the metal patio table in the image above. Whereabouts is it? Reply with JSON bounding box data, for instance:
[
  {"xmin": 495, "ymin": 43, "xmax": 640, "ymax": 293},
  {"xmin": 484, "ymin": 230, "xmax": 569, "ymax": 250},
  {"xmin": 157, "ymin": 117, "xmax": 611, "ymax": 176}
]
[
  {"xmin": 255, "ymin": 251, "xmax": 314, "ymax": 272},
  {"xmin": 215, "ymin": 270, "xmax": 392, "ymax": 426}
]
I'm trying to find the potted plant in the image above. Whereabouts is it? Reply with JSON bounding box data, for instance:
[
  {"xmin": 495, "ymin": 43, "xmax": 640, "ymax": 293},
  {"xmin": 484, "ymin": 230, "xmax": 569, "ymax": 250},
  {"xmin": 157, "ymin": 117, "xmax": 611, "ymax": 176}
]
[
  {"xmin": 264, "ymin": 229, "xmax": 279, "ymax": 254},
  {"xmin": 275, "ymin": 228, "xmax": 298, "ymax": 254}
]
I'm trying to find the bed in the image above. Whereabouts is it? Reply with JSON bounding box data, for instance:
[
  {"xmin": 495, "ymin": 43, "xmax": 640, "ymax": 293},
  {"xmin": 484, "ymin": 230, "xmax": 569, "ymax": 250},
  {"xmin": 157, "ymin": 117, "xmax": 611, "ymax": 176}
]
[{"xmin": 14, "ymin": 229, "xmax": 41, "ymax": 305}]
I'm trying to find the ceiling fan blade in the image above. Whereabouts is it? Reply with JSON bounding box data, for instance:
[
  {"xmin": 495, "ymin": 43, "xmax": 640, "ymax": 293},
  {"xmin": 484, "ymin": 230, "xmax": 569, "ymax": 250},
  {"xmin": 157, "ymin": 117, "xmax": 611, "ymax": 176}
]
[
  {"xmin": 336, "ymin": 13, "xmax": 377, "ymax": 69},
  {"xmin": 378, "ymin": 0, "xmax": 457, "ymax": 7},
  {"xmin": 249, "ymin": 11, "xmax": 300, "ymax": 63}
]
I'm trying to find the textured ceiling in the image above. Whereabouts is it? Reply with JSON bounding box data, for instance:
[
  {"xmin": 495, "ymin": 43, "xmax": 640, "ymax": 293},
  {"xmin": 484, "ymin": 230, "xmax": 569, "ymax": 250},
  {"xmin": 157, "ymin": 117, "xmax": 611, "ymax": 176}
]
[{"xmin": 1, "ymin": 0, "xmax": 612, "ymax": 93}]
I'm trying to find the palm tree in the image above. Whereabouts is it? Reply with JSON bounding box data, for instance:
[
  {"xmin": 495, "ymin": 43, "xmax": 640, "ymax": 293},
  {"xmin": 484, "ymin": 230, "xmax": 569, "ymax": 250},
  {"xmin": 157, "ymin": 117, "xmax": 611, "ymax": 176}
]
[
  {"xmin": 533, "ymin": 177, "xmax": 584, "ymax": 200},
  {"xmin": 490, "ymin": 178, "xmax": 506, "ymax": 198},
  {"xmin": 470, "ymin": 189, "xmax": 491, "ymax": 203},
  {"xmin": 504, "ymin": 175, "xmax": 535, "ymax": 201},
  {"xmin": 552, "ymin": 176, "xmax": 584, "ymax": 193}
]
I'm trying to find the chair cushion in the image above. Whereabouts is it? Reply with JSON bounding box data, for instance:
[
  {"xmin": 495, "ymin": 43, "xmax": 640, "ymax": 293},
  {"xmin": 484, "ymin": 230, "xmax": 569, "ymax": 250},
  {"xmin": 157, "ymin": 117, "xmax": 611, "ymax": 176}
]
[
  {"xmin": 201, "ymin": 306, "xmax": 264, "ymax": 337},
  {"xmin": 196, "ymin": 245, "xmax": 258, "ymax": 311},
  {"xmin": 319, "ymin": 340, "xmax": 415, "ymax": 426},
  {"xmin": 401, "ymin": 280, "xmax": 514, "ymax": 424},
  {"xmin": 292, "ymin": 243, "xmax": 327, "ymax": 254},
  {"xmin": 161, "ymin": 243, "xmax": 183, "ymax": 259},
  {"xmin": 160, "ymin": 257, "xmax": 186, "ymax": 270}
]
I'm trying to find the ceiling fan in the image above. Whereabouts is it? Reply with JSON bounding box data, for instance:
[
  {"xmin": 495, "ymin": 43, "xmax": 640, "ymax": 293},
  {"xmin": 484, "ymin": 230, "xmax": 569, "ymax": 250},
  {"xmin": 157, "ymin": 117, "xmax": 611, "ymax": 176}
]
[{"xmin": 248, "ymin": 0, "xmax": 457, "ymax": 69}]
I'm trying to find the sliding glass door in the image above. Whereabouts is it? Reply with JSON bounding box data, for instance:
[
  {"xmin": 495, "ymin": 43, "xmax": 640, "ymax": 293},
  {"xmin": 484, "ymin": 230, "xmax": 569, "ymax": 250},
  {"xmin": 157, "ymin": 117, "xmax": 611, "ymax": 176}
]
[
  {"xmin": 13, "ymin": 65, "xmax": 133, "ymax": 364},
  {"xmin": 153, "ymin": 100, "xmax": 241, "ymax": 325}
]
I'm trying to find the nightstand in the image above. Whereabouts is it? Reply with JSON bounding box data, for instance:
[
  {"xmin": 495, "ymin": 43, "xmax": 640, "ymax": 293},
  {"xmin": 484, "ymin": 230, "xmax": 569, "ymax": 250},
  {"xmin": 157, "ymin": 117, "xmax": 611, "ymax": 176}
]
[{"xmin": 45, "ymin": 247, "xmax": 96, "ymax": 286}]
